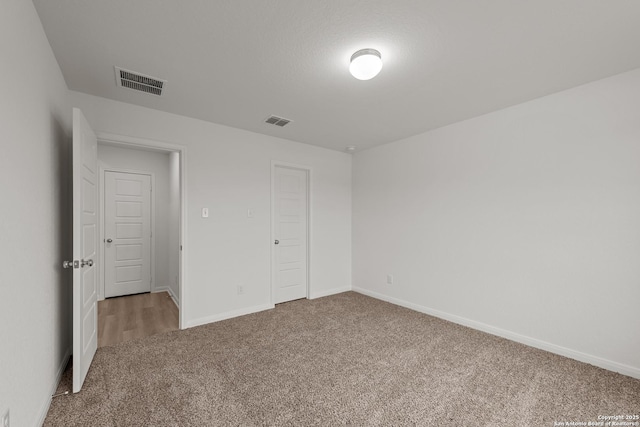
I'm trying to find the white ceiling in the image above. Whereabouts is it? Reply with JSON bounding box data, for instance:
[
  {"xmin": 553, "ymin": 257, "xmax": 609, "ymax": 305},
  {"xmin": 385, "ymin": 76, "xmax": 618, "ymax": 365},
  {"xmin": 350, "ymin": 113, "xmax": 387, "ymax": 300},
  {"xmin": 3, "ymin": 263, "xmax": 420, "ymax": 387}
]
[{"xmin": 34, "ymin": 0, "xmax": 640, "ymax": 152}]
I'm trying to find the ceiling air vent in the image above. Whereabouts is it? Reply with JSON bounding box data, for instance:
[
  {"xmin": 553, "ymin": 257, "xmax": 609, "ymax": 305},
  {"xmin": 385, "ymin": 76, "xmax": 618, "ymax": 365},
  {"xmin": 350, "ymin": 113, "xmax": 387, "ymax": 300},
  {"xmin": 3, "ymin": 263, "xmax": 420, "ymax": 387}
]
[
  {"xmin": 114, "ymin": 66, "xmax": 166, "ymax": 96},
  {"xmin": 265, "ymin": 115, "xmax": 292, "ymax": 127}
]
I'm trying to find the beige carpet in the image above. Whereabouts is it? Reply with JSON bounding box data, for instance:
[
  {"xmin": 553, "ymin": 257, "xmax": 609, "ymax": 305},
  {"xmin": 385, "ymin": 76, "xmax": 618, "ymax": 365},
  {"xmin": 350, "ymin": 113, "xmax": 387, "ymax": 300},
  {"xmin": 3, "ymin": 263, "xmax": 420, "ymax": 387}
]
[{"xmin": 45, "ymin": 292, "xmax": 639, "ymax": 426}]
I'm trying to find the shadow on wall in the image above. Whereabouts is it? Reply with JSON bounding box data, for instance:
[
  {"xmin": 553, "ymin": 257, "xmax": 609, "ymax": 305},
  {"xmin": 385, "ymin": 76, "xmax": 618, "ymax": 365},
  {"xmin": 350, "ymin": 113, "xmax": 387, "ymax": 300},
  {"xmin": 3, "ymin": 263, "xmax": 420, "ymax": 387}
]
[{"xmin": 51, "ymin": 109, "xmax": 73, "ymax": 358}]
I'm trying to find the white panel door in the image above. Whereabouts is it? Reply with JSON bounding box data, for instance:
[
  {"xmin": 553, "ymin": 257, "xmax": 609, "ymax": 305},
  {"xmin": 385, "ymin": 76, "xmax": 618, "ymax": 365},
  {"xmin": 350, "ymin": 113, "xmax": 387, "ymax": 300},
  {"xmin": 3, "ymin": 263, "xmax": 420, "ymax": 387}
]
[
  {"xmin": 104, "ymin": 171, "xmax": 151, "ymax": 298},
  {"xmin": 71, "ymin": 108, "xmax": 98, "ymax": 393},
  {"xmin": 273, "ymin": 166, "xmax": 308, "ymax": 304}
]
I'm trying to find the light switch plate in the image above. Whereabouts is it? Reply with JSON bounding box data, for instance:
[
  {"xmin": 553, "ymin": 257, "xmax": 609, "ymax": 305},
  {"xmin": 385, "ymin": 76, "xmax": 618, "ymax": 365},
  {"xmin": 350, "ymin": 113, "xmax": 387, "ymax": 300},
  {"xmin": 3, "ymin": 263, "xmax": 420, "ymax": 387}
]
[{"xmin": 202, "ymin": 208, "xmax": 209, "ymax": 218}]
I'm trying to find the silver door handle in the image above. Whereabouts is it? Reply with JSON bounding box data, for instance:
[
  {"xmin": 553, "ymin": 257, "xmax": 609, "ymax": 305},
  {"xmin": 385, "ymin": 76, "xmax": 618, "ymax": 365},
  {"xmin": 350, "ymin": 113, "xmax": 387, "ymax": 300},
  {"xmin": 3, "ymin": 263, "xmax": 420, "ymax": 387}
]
[
  {"xmin": 274, "ymin": 240, "xmax": 279, "ymax": 245},
  {"xmin": 63, "ymin": 260, "xmax": 79, "ymax": 269},
  {"xmin": 106, "ymin": 238, "xmax": 113, "ymax": 243},
  {"xmin": 81, "ymin": 259, "xmax": 94, "ymax": 267}
]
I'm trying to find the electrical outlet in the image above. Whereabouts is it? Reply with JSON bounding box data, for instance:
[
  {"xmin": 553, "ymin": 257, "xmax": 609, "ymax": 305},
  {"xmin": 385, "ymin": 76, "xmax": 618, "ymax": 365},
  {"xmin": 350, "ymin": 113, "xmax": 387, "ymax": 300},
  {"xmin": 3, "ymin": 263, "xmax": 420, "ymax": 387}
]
[
  {"xmin": 2, "ymin": 408, "xmax": 9, "ymax": 427},
  {"xmin": 386, "ymin": 274, "xmax": 394, "ymax": 285},
  {"xmin": 237, "ymin": 285, "xmax": 244, "ymax": 295}
]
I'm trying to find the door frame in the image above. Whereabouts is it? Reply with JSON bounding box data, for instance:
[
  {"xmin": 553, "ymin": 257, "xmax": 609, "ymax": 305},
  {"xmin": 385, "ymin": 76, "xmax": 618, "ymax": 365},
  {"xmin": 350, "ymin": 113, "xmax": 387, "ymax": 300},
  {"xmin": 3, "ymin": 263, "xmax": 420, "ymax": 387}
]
[
  {"xmin": 270, "ymin": 160, "xmax": 312, "ymax": 306},
  {"xmin": 96, "ymin": 132, "xmax": 187, "ymax": 330},
  {"xmin": 98, "ymin": 167, "xmax": 155, "ymax": 300}
]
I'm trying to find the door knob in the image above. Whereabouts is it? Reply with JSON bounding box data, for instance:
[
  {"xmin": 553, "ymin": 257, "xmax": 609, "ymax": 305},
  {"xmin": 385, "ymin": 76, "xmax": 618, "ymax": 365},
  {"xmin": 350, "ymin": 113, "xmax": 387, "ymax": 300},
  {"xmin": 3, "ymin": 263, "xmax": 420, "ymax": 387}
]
[
  {"xmin": 81, "ymin": 259, "xmax": 94, "ymax": 267},
  {"xmin": 106, "ymin": 238, "xmax": 113, "ymax": 243},
  {"xmin": 274, "ymin": 240, "xmax": 279, "ymax": 245},
  {"xmin": 63, "ymin": 260, "xmax": 79, "ymax": 269}
]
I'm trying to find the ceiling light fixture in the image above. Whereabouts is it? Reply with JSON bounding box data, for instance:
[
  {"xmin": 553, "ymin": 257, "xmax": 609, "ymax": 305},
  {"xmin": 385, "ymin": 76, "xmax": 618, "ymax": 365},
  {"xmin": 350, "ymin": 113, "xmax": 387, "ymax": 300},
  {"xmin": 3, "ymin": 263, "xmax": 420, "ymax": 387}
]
[
  {"xmin": 349, "ymin": 48, "xmax": 383, "ymax": 80},
  {"xmin": 345, "ymin": 146, "xmax": 357, "ymax": 153}
]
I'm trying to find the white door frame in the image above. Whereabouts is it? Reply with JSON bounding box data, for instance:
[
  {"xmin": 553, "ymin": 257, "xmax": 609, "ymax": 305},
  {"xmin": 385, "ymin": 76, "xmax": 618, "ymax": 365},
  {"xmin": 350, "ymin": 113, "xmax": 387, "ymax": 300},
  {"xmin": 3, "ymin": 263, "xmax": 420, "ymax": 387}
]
[
  {"xmin": 96, "ymin": 132, "xmax": 187, "ymax": 330},
  {"xmin": 99, "ymin": 167, "xmax": 155, "ymax": 300},
  {"xmin": 270, "ymin": 160, "xmax": 312, "ymax": 305}
]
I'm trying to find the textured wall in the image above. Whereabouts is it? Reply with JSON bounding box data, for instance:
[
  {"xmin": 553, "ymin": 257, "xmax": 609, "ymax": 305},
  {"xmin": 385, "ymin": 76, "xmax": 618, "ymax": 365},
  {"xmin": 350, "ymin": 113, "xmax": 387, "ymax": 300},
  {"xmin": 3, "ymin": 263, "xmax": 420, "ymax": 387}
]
[
  {"xmin": 0, "ymin": 1, "xmax": 72, "ymax": 425},
  {"xmin": 70, "ymin": 91, "xmax": 352, "ymax": 327},
  {"xmin": 353, "ymin": 69, "xmax": 640, "ymax": 378}
]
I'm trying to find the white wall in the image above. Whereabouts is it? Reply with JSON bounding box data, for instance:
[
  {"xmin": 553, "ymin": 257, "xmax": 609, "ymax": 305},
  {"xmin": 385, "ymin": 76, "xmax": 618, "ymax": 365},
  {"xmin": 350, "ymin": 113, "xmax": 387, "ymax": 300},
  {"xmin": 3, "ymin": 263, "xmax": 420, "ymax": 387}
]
[
  {"xmin": 98, "ymin": 144, "xmax": 174, "ymax": 298},
  {"xmin": 353, "ymin": 68, "xmax": 640, "ymax": 378},
  {"xmin": 70, "ymin": 91, "xmax": 352, "ymax": 327},
  {"xmin": 0, "ymin": 1, "xmax": 72, "ymax": 426}
]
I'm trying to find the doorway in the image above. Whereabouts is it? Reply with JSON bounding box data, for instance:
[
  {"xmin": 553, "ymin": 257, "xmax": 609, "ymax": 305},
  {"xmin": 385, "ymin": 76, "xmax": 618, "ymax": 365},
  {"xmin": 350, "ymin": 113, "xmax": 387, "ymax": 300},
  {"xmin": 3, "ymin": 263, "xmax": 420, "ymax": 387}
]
[
  {"xmin": 271, "ymin": 163, "xmax": 310, "ymax": 304},
  {"xmin": 96, "ymin": 134, "xmax": 186, "ymax": 330},
  {"xmin": 70, "ymin": 109, "xmax": 186, "ymax": 392},
  {"xmin": 96, "ymin": 142, "xmax": 182, "ymax": 347}
]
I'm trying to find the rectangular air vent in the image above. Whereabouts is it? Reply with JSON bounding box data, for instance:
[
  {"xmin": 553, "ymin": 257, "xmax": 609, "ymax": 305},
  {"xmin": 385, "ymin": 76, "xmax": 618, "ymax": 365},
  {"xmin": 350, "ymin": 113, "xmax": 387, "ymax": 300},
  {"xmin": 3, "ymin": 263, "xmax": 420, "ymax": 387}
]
[
  {"xmin": 115, "ymin": 66, "xmax": 166, "ymax": 96},
  {"xmin": 265, "ymin": 115, "xmax": 292, "ymax": 127}
]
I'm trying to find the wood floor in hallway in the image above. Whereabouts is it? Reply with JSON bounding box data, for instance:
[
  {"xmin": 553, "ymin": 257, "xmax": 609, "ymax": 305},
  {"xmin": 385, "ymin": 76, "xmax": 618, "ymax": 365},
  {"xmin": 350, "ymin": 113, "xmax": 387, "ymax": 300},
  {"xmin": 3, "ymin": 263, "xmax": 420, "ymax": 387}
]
[{"xmin": 98, "ymin": 291, "xmax": 179, "ymax": 348}]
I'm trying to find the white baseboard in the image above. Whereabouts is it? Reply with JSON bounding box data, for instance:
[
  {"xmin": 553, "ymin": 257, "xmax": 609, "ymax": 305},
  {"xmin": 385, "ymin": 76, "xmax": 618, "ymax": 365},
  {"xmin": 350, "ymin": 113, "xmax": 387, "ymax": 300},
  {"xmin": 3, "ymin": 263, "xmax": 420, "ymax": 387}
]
[
  {"xmin": 309, "ymin": 285, "xmax": 351, "ymax": 300},
  {"xmin": 167, "ymin": 287, "xmax": 179, "ymax": 308},
  {"xmin": 352, "ymin": 286, "xmax": 640, "ymax": 380},
  {"xmin": 185, "ymin": 303, "xmax": 274, "ymax": 329},
  {"xmin": 186, "ymin": 287, "xmax": 352, "ymax": 329},
  {"xmin": 35, "ymin": 346, "xmax": 71, "ymax": 427},
  {"xmin": 154, "ymin": 286, "xmax": 179, "ymax": 308}
]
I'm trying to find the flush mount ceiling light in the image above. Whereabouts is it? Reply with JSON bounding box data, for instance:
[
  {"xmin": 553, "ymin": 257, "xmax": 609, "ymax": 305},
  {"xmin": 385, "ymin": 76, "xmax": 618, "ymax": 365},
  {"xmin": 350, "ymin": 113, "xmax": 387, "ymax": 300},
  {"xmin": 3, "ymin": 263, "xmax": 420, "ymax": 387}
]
[{"xmin": 349, "ymin": 48, "xmax": 383, "ymax": 80}]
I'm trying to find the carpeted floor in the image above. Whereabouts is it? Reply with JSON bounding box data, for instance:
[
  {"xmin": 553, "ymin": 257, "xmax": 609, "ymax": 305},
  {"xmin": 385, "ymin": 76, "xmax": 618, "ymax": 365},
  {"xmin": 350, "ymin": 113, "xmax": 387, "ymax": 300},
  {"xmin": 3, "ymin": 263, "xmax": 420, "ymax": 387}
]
[{"xmin": 45, "ymin": 292, "xmax": 639, "ymax": 426}]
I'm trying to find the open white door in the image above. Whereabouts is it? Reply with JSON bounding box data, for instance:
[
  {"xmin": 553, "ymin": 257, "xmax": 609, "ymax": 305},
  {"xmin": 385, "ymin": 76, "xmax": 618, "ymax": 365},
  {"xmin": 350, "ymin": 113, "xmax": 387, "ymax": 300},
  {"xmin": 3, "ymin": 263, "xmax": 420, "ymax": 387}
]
[{"xmin": 66, "ymin": 108, "xmax": 98, "ymax": 393}]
